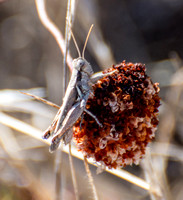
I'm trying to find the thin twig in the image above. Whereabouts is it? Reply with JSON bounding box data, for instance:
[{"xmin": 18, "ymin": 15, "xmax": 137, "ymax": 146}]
[
  {"xmin": 84, "ymin": 156, "xmax": 99, "ymax": 200},
  {"xmin": 34, "ymin": 0, "xmax": 73, "ymax": 70},
  {"xmin": 69, "ymin": 143, "xmax": 79, "ymax": 200},
  {"xmin": 19, "ymin": 91, "xmax": 60, "ymax": 109},
  {"xmin": 63, "ymin": 0, "xmax": 76, "ymax": 92}
]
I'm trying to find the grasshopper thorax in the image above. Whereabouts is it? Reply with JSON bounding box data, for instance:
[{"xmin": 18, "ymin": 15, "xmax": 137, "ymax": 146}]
[{"xmin": 72, "ymin": 57, "xmax": 94, "ymax": 76}]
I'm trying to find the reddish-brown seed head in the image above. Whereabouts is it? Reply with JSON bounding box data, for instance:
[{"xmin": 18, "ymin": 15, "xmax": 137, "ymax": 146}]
[{"xmin": 73, "ymin": 61, "xmax": 160, "ymax": 169}]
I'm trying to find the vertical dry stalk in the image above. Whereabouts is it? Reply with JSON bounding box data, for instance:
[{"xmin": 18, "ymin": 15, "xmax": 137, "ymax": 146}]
[
  {"xmin": 64, "ymin": 0, "xmax": 79, "ymax": 198},
  {"xmin": 54, "ymin": 145, "xmax": 63, "ymax": 200},
  {"xmin": 69, "ymin": 144, "xmax": 79, "ymax": 200},
  {"xmin": 63, "ymin": 0, "xmax": 76, "ymax": 92},
  {"xmin": 142, "ymin": 149, "xmax": 163, "ymax": 200},
  {"xmin": 84, "ymin": 156, "xmax": 99, "ymax": 200},
  {"xmin": 34, "ymin": 0, "xmax": 80, "ymax": 199}
]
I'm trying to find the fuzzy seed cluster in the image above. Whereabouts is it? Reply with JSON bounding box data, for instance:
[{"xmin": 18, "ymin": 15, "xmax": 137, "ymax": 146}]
[{"xmin": 73, "ymin": 61, "xmax": 160, "ymax": 169}]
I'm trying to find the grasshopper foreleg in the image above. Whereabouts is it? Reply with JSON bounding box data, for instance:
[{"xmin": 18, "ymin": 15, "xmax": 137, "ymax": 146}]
[
  {"xmin": 76, "ymin": 83, "xmax": 103, "ymax": 128},
  {"xmin": 84, "ymin": 108, "xmax": 103, "ymax": 128},
  {"xmin": 76, "ymin": 84, "xmax": 83, "ymax": 99},
  {"xmin": 80, "ymin": 113, "xmax": 84, "ymax": 130},
  {"xmin": 90, "ymin": 70, "xmax": 117, "ymax": 84}
]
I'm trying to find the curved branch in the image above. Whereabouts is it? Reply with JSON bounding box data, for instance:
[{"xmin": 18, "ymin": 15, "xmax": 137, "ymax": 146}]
[{"xmin": 34, "ymin": 0, "xmax": 73, "ymax": 71}]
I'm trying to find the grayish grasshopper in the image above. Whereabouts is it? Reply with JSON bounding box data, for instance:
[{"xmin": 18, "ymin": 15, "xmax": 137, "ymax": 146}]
[{"xmin": 43, "ymin": 25, "xmax": 116, "ymax": 152}]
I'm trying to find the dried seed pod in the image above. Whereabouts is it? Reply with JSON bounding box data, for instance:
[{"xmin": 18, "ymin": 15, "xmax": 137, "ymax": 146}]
[{"xmin": 73, "ymin": 61, "xmax": 160, "ymax": 169}]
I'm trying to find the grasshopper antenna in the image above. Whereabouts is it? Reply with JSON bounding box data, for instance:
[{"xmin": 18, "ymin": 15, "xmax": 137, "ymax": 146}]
[
  {"xmin": 82, "ymin": 24, "xmax": 94, "ymax": 59},
  {"xmin": 68, "ymin": 23, "xmax": 81, "ymax": 58}
]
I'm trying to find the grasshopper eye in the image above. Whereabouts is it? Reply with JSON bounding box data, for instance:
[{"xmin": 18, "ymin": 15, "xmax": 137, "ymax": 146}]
[
  {"xmin": 73, "ymin": 58, "xmax": 85, "ymax": 70},
  {"xmin": 77, "ymin": 59, "xmax": 85, "ymax": 68}
]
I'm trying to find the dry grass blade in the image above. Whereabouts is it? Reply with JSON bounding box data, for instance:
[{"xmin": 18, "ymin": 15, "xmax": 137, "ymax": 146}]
[
  {"xmin": 0, "ymin": 112, "xmax": 43, "ymax": 138},
  {"xmin": 0, "ymin": 112, "xmax": 153, "ymax": 192},
  {"xmin": 0, "ymin": 88, "xmax": 45, "ymax": 105},
  {"xmin": 54, "ymin": 146, "xmax": 63, "ymax": 200}
]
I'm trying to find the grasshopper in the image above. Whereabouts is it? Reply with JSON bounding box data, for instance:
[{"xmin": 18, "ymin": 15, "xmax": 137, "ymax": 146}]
[{"xmin": 43, "ymin": 25, "xmax": 116, "ymax": 152}]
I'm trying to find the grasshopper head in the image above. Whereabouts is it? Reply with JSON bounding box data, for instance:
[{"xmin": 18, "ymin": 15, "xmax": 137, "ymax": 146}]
[{"xmin": 72, "ymin": 57, "xmax": 93, "ymax": 76}]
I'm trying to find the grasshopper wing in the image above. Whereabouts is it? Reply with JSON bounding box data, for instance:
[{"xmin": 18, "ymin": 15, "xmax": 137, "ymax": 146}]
[
  {"xmin": 54, "ymin": 68, "xmax": 81, "ymax": 133},
  {"xmin": 43, "ymin": 68, "xmax": 80, "ymax": 139},
  {"xmin": 50, "ymin": 100, "xmax": 84, "ymax": 151}
]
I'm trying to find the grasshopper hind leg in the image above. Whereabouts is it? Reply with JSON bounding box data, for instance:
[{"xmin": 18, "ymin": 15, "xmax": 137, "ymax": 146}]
[
  {"xmin": 49, "ymin": 136, "xmax": 61, "ymax": 153},
  {"xmin": 50, "ymin": 101, "xmax": 84, "ymax": 152},
  {"xmin": 63, "ymin": 128, "xmax": 73, "ymax": 145},
  {"xmin": 49, "ymin": 128, "xmax": 73, "ymax": 152}
]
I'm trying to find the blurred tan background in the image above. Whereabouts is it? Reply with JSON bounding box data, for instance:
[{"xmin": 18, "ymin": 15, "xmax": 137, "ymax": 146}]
[{"xmin": 0, "ymin": 0, "xmax": 183, "ymax": 199}]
